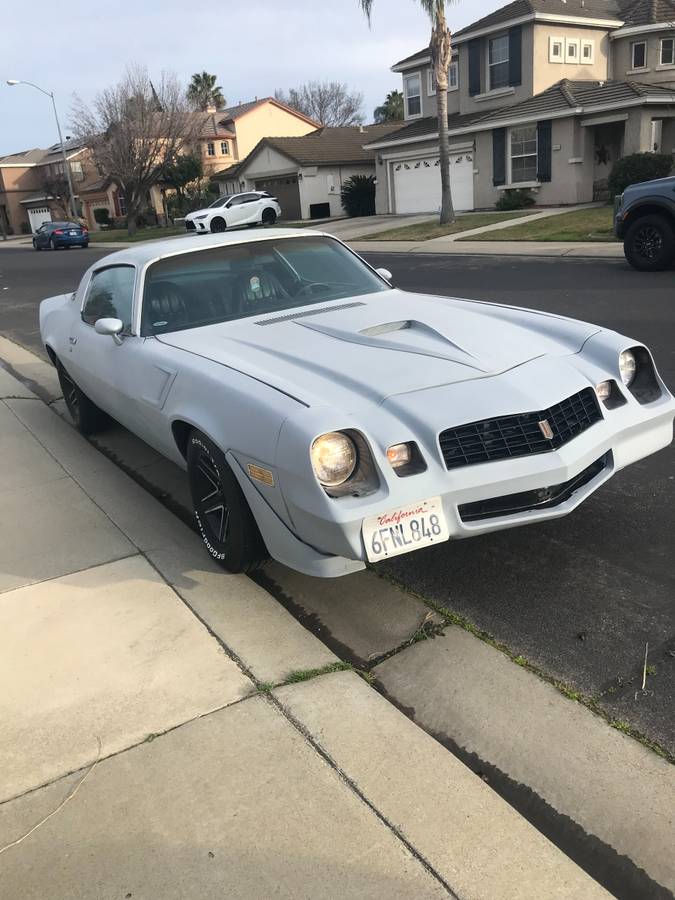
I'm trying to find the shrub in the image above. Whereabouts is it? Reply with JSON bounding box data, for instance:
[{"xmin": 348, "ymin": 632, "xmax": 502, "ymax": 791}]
[
  {"xmin": 341, "ymin": 174, "xmax": 376, "ymax": 218},
  {"xmin": 495, "ymin": 189, "xmax": 535, "ymax": 211},
  {"xmin": 607, "ymin": 152, "xmax": 673, "ymax": 199},
  {"xmin": 93, "ymin": 207, "xmax": 111, "ymax": 228}
]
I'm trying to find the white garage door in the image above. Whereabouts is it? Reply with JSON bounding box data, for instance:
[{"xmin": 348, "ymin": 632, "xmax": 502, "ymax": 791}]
[
  {"xmin": 392, "ymin": 152, "xmax": 474, "ymax": 214},
  {"xmin": 28, "ymin": 207, "xmax": 52, "ymax": 234}
]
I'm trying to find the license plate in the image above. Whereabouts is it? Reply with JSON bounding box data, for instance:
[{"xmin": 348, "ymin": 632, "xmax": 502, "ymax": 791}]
[
  {"xmin": 69, "ymin": 230, "xmax": 77, "ymax": 235},
  {"xmin": 362, "ymin": 496, "xmax": 449, "ymax": 563}
]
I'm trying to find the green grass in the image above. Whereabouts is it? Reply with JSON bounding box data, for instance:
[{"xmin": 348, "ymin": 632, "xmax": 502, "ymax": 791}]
[
  {"xmin": 458, "ymin": 206, "xmax": 616, "ymax": 242},
  {"xmin": 89, "ymin": 225, "xmax": 185, "ymax": 243},
  {"xmin": 354, "ymin": 210, "xmax": 538, "ymax": 241}
]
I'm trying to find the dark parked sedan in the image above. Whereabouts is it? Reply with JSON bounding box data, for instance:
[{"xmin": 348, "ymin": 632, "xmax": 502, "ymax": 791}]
[{"xmin": 33, "ymin": 221, "xmax": 89, "ymax": 251}]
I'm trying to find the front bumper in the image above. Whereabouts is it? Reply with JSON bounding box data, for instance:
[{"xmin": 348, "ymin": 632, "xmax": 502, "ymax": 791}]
[{"xmin": 290, "ymin": 399, "xmax": 673, "ymax": 564}]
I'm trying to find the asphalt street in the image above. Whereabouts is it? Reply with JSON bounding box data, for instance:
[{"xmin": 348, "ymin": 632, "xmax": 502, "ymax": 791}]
[{"xmin": 0, "ymin": 243, "xmax": 673, "ymax": 754}]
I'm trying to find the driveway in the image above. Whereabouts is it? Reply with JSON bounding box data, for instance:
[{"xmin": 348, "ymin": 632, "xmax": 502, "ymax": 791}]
[{"xmin": 0, "ymin": 244, "xmax": 673, "ymax": 759}]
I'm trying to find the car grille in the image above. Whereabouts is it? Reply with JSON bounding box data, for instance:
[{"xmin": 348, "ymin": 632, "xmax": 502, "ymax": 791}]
[
  {"xmin": 458, "ymin": 453, "xmax": 610, "ymax": 522},
  {"xmin": 185, "ymin": 220, "xmax": 196, "ymax": 231},
  {"xmin": 439, "ymin": 388, "xmax": 602, "ymax": 470}
]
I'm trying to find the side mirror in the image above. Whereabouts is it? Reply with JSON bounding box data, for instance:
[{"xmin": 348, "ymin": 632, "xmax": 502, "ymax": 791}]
[
  {"xmin": 94, "ymin": 317, "xmax": 124, "ymax": 345},
  {"xmin": 375, "ymin": 267, "xmax": 393, "ymax": 283}
]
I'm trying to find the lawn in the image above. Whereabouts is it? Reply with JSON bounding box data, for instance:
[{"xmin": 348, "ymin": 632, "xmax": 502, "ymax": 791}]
[
  {"xmin": 458, "ymin": 206, "xmax": 616, "ymax": 242},
  {"xmin": 89, "ymin": 225, "xmax": 186, "ymax": 243},
  {"xmin": 354, "ymin": 210, "xmax": 538, "ymax": 241}
]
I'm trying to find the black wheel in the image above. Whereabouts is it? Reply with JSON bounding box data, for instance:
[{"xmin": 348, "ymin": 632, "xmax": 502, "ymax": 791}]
[
  {"xmin": 81, "ymin": 243, "xmax": 89, "ymax": 249},
  {"xmin": 56, "ymin": 361, "xmax": 110, "ymax": 435},
  {"xmin": 623, "ymin": 215, "xmax": 675, "ymax": 272},
  {"xmin": 187, "ymin": 430, "xmax": 268, "ymax": 574},
  {"xmin": 210, "ymin": 217, "xmax": 227, "ymax": 233},
  {"xmin": 49, "ymin": 237, "xmax": 55, "ymax": 250},
  {"xmin": 262, "ymin": 208, "xmax": 277, "ymax": 226},
  {"xmin": 33, "ymin": 239, "xmax": 41, "ymax": 251}
]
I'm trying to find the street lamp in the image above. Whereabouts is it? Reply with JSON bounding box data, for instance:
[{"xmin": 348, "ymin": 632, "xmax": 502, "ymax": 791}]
[{"xmin": 6, "ymin": 79, "xmax": 77, "ymax": 219}]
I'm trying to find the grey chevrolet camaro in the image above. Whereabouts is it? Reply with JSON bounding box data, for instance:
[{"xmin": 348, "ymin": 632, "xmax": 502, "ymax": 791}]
[{"xmin": 40, "ymin": 229, "xmax": 675, "ymax": 577}]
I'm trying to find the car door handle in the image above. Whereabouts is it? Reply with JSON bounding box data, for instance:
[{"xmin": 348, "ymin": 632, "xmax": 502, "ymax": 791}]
[{"xmin": 69, "ymin": 336, "xmax": 77, "ymax": 345}]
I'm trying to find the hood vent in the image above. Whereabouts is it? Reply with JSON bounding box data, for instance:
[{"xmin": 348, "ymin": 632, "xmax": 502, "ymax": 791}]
[
  {"xmin": 360, "ymin": 320, "xmax": 411, "ymax": 337},
  {"xmin": 256, "ymin": 301, "xmax": 365, "ymax": 326}
]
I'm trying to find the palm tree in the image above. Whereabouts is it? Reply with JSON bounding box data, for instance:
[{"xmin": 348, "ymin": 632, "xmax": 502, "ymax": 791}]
[
  {"xmin": 187, "ymin": 72, "xmax": 225, "ymax": 111},
  {"xmin": 373, "ymin": 90, "xmax": 404, "ymax": 123},
  {"xmin": 359, "ymin": 1, "xmax": 455, "ymax": 223}
]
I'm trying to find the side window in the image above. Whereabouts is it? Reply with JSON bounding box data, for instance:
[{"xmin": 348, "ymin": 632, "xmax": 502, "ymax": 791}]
[
  {"xmin": 82, "ymin": 266, "xmax": 135, "ymax": 331},
  {"xmin": 227, "ymin": 195, "xmax": 244, "ymax": 206}
]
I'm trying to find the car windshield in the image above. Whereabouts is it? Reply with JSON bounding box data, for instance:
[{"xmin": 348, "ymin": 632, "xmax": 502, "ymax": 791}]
[
  {"xmin": 141, "ymin": 235, "xmax": 390, "ymax": 336},
  {"xmin": 207, "ymin": 195, "xmax": 229, "ymax": 208}
]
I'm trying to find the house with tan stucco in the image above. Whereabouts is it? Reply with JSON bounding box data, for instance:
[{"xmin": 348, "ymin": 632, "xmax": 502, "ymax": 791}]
[{"xmin": 365, "ymin": 0, "xmax": 675, "ymax": 214}]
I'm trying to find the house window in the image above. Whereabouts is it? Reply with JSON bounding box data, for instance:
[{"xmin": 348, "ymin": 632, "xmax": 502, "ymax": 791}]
[
  {"xmin": 207, "ymin": 142, "xmax": 216, "ymax": 156},
  {"xmin": 448, "ymin": 61, "xmax": 458, "ymax": 90},
  {"xmin": 117, "ymin": 194, "xmax": 126, "ymax": 216},
  {"xmin": 220, "ymin": 141, "xmax": 230, "ymax": 155},
  {"xmin": 488, "ymin": 34, "xmax": 510, "ymax": 89},
  {"xmin": 565, "ymin": 38, "xmax": 580, "ymax": 62},
  {"xmin": 660, "ymin": 38, "xmax": 674, "ymax": 66},
  {"xmin": 427, "ymin": 62, "xmax": 458, "ymax": 95},
  {"xmin": 510, "ymin": 124, "xmax": 537, "ymax": 183},
  {"xmin": 549, "ymin": 37, "xmax": 564, "ymax": 63},
  {"xmin": 631, "ymin": 41, "xmax": 647, "ymax": 69},
  {"xmin": 581, "ymin": 40, "xmax": 594, "ymax": 64},
  {"xmin": 404, "ymin": 73, "xmax": 421, "ymax": 116}
]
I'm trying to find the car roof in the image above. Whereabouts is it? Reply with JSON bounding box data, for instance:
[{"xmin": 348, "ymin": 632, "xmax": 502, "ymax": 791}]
[{"xmin": 90, "ymin": 227, "xmax": 329, "ymax": 270}]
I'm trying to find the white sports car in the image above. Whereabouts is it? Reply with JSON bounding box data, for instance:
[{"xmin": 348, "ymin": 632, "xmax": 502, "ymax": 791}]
[
  {"xmin": 39, "ymin": 230, "xmax": 675, "ymax": 577},
  {"xmin": 184, "ymin": 191, "xmax": 281, "ymax": 234}
]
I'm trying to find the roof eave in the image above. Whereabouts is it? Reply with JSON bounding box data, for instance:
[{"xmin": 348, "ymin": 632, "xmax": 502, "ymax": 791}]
[{"xmin": 453, "ymin": 11, "xmax": 623, "ymax": 45}]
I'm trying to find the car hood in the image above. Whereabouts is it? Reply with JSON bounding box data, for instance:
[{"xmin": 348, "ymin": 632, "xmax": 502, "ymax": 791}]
[{"xmin": 157, "ymin": 290, "xmax": 600, "ymax": 410}]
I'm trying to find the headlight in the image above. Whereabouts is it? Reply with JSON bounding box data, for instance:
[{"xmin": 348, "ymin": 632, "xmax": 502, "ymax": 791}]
[
  {"xmin": 195, "ymin": 214, "xmax": 208, "ymax": 220},
  {"xmin": 619, "ymin": 350, "xmax": 636, "ymax": 386},
  {"xmin": 311, "ymin": 432, "xmax": 357, "ymax": 486}
]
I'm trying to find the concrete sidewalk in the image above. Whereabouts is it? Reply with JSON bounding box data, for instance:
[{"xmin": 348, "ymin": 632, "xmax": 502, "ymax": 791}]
[
  {"xmin": 351, "ymin": 239, "xmax": 623, "ymax": 258},
  {"xmin": 0, "ymin": 363, "xmax": 610, "ymax": 899}
]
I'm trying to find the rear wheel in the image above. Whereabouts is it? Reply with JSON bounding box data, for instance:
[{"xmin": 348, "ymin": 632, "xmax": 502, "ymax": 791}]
[
  {"xmin": 49, "ymin": 237, "xmax": 56, "ymax": 251},
  {"xmin": 262, "ymin": 208, "xmax": 277, "ymax": 226},
  {"xmin": 56, "ymin": 361, "xmax": 110, "ymax": 435},
  {"xmin": 210, "ymin": 217, "xmax": 227, "ymax": 233},
  {"xmin": 187, "ymin": 430, "xmax": 268, "ymax": 574},
  {"xmin": 623, "ymin": 214, "xmax": 675, "ymax": 272}
]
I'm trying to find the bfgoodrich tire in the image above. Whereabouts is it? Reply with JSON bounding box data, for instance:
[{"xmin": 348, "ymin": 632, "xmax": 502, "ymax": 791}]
[
  {"xmin": 187, "ymin": 430, "xmax": 268, "ymax": 574},
  {"xmin": 623, "ymin": 214, "xmax": 675, "ymax": 272},
  {"xmin": 56, "ymin": 361, "xmax": 110, "ymax": 435}
]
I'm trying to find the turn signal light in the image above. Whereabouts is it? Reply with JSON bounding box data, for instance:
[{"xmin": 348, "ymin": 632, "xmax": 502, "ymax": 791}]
[{"xmin": 386, "ymin": 443, "xmax": 412, "ymax": 468}]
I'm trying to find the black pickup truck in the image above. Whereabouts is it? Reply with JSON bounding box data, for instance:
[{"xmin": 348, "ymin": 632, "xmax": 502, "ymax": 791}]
[{"xmin": 614, "ymin": 175, "xmax": 675, "ymax": 271}]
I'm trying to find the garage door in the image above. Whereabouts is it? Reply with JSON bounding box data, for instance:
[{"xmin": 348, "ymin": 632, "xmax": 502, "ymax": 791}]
[
  {"xmin": 392, "ymin": 153, "xmax": 474, "ymax": 214},
  {"xmin": 254, "ymin": 176, "xmax": 301, "ymax": 221},
  {"xmin": 27, "ymin": 207, "xmax": 52, "ymax": 234}
]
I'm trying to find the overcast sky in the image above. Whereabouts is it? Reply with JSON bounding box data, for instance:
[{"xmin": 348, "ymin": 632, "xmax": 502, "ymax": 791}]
[{"xmin": 0, "ymin": 0, "xmax": 499, "ymax": 156}]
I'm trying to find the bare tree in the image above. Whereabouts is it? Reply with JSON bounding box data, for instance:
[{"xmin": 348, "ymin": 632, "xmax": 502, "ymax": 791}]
[
  {"xmin": 72, "ymin": 66, "xmax": 205, "ymax": 235},
  {"xmin": 360, "ymin": 1, "xmax": 456, "ymax": 224},
  {"xmin": 38, "ymin": 169, "xmax": 72, "ymax": 220},
  {"xmin": 275, "ymin": 81, "xmax": 364, "ymax": 126}
]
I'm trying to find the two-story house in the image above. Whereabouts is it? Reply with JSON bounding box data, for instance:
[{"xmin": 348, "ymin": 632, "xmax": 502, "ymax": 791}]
[
  {"xmin": 365, "ymin": 0, "xmax": 675, "ymax": 214},
  {"xmin": 0, "ymin": 139, "xmax": 102, "ymax": 235}
]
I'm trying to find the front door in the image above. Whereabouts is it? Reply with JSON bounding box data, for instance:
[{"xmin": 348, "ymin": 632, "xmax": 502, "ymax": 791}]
[{"xmin": 65, "ymin": 264, "xmax": 179, "ymax": 457}]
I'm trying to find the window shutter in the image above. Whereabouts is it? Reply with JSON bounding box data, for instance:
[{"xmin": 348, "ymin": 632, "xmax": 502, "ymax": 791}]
[
  {"xmin": 493, "ymin": 128, "xmax": 506, "ymax": 186},
  {"xmin": 469, "ymin": 39, "xmax": 482, "ymax": 96},
  {"xmin": 537, "ymin": 120, "xmax": 552, "ymax": 182},
  {"xmin": 509, "ymin": 25, "xmax": 522, "ymax": 86}
]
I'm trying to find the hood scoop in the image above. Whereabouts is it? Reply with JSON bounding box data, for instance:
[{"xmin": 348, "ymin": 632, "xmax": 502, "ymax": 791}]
[{"xmin": 299, "ymin": 317, "xmax": 485, "ymax": 371}]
